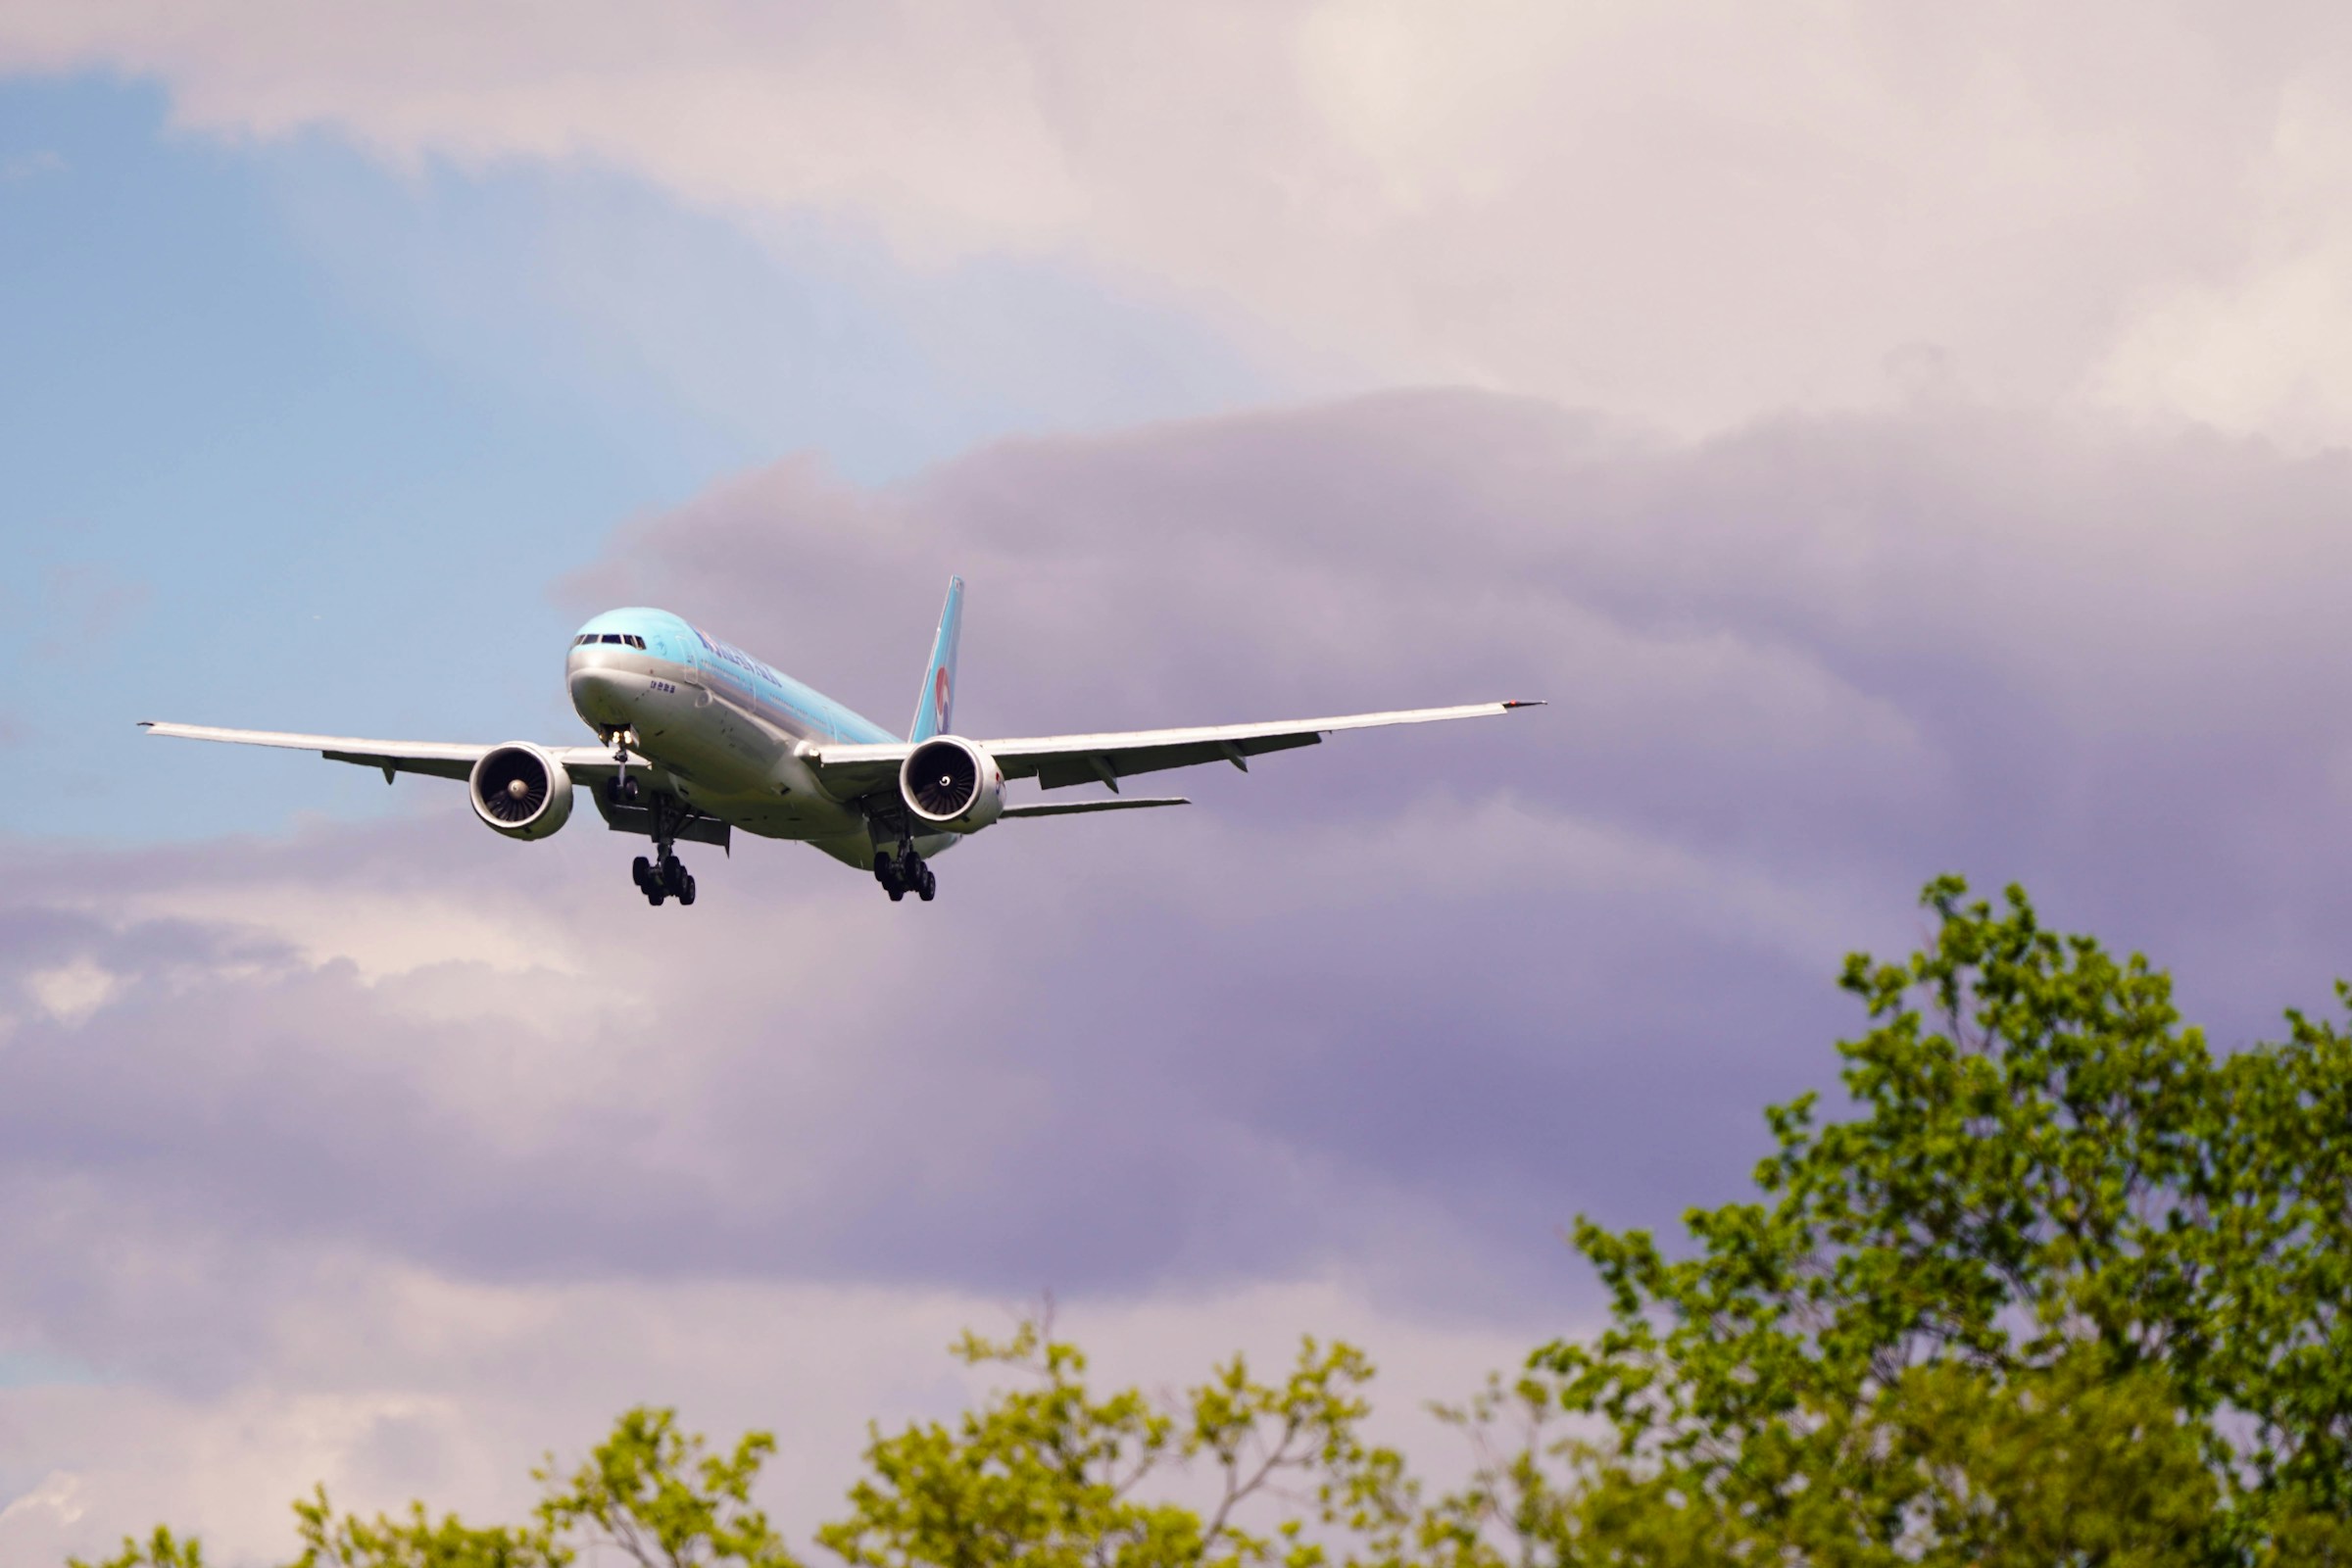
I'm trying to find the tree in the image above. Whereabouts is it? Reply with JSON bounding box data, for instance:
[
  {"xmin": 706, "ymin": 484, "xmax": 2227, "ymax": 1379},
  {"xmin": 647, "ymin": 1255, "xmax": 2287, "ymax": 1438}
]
[
  {"xmin": 286, "ymin": 1487, "xmax": 567, "ymax": 1568},
  {"xmin": 1536, "ymin": 875, "xmax": 2352, "ymax": 1563},
  {"xmin": 68, "ymin": 1527, "xmax": 208, "ymax": 1568},
  {"xmin": 816, "ymin": 1316, "xmax": 1412, "ymax": 1568},
  {"xmin": 535, "ymin": 1406, "xmax": 800, "ymax": 1568}
]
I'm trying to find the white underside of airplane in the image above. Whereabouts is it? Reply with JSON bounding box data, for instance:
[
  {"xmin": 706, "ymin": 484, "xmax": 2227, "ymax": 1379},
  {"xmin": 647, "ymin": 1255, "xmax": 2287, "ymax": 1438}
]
[{"xmin": 143, "ymin": 579, "xmax": 1540, "ymax": 906}]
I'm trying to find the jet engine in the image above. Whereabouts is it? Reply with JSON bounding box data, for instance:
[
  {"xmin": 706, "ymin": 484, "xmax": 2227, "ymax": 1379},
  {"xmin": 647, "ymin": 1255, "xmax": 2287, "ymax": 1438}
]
[
  {"xmin": 468, "ymin": 743, "xmax": 575, "ymax": 840},
  {"xmin": 899, "ymin": 735, "xmax": 1004, "ymax": 833}
]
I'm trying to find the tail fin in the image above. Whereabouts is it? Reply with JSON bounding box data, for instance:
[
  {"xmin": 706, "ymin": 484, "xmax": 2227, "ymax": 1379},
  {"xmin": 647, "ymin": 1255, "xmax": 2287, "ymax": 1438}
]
[{"xmin": 907, "ymin": 575, "xmax": 965, "ymax": 741}]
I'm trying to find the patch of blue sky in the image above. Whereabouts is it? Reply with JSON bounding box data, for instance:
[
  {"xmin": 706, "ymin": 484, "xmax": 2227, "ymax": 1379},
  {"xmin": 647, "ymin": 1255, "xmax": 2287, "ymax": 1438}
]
[
  {"xmin": 0, "ymin": 75, "xmax": 1273, "ymax": 843},
  {"xmin": 0, "ymin": 1349, "xmax": 101, "ymax": 1390}
]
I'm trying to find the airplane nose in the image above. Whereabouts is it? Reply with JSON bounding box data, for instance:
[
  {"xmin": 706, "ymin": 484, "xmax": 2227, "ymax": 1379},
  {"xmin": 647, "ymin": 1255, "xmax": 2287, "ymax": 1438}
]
[{"xmin": 568, "ymin": 656, "xmax": 632, "ymax": 727}]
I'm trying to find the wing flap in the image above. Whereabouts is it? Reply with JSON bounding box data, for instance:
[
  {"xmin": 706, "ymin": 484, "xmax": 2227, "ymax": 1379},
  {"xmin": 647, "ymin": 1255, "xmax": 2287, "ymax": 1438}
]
[
  {"xmin": 1000, "ymin": 797, "xmax": 1190, "ymax": 818},
  {"xmin": 319, "ymin": 748, "xmax": 475, "ymax": 781},
  {"xmin": 1028, "ymin": 731, "xmax": 1319, "ymax": 790}
]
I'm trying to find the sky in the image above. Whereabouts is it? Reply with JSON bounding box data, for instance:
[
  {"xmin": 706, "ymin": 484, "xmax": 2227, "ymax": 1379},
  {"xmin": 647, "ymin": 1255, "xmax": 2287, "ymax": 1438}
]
[{"xmin": 7, "ymin": 4, "xmax": 2352, "ymax": 1561}]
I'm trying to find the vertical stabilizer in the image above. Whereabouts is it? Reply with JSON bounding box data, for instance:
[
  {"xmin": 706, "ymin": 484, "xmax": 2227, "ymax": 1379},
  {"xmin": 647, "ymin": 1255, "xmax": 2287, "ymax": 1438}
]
[{"xmin": 907, "ymin": 576, "xmax": 964, "ymax": 741}]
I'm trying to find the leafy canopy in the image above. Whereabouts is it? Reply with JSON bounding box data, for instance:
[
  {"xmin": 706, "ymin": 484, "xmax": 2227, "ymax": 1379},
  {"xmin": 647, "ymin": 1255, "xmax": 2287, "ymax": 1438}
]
[{"xmin": 1538, "ymin": 875, "xmax": 2352, "ymax": 1562}]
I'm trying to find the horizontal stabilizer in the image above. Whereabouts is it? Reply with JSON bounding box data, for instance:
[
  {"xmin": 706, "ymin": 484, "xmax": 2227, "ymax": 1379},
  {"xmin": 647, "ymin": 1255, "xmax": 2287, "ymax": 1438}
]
[{"xmin": 1001, "ymin": 797, "xmax": 1190, "ymax": 818}]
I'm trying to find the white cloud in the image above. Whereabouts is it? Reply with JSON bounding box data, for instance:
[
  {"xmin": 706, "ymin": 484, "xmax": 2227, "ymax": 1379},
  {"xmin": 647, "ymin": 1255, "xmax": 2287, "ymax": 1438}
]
[
  {"xmin": 2094, "ymin": 78, "xmax": 2352, "ymax": 442},
  {"xmin": 0, "ymin": 1470, "xmax": 83, "ymax": 1530},
  {"xmin": 0, "ymin": 1471, "xmax": 87, "ymax": 1564},
  {"xmin": 13, "ymin": 4, "xmax": 2352, "ymax": 441},
  {"xmin": 112, "ymin": 887, "xmax": 586, "ymax": 984},
  {"xmin": 24, "ymin": 957, "xmax": 120, "ymax": 1025}
]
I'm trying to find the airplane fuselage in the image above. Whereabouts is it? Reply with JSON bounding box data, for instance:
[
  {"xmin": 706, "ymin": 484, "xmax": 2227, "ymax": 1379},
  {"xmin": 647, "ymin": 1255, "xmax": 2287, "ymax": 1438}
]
[{"xmin": 566, "ymin": 607, "xmax": 955, "ymax": 867}]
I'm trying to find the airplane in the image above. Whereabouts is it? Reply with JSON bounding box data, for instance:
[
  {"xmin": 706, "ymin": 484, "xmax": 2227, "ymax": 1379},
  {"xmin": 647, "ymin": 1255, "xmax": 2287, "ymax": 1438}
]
[{"xmin": 142, "ymin": 578, "xmax": 1541, "ymax": 906}]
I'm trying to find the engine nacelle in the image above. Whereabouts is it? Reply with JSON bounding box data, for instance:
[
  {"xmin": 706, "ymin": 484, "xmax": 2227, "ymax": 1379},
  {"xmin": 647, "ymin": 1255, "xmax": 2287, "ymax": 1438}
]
[
  {"xmin": 468, "ymin": 743, "xmax": 575, "ymax": 840},
  {"xmin": 899, "ymin": 735, "xmax": 1004, "ymax": 833}
]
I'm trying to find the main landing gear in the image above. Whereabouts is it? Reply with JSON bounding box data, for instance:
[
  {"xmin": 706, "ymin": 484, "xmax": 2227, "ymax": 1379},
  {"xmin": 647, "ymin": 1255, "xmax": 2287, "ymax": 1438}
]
[
  {"xmin": 634, "ymin": 853, "xmax": 696, "ymax": 906},
  {"xmin": 874, "ymin": 847, "xmax": 936, "ymax": 904},
  {"xmin": 628, "ymin": 787, "xmax": 695, "ymax": 907}
]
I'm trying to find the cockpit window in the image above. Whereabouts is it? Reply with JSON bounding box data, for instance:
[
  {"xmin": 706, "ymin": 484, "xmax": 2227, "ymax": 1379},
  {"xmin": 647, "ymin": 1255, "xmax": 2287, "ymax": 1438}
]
[
  {"xmin": 572, "ymin": 634, "xmax": 593, "ymax": 646},
  {"xmin": 601, "ymin": 633, "xmax": 623, "ymax": 644},
  {"xmin": 627, "ymin": 635, "xmax": 647, "ymax": 650}
]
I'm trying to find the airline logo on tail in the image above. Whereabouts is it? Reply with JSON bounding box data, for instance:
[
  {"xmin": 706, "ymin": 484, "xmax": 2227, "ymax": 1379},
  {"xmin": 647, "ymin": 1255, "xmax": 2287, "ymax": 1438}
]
[{"xmin": 909, "ymin": 575, "xmax": 965, "ymax": 742}]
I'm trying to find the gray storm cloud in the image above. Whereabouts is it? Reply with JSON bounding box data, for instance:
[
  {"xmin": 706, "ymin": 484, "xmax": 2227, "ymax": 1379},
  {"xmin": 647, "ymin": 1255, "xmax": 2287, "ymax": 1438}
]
[
  {"xmin": 17, "ymin": 393, "xmax": 2352, "ymax": 1308},
  {"xmin": 8, "ymin": 392, "xmax": 2352, "ymax": 1557}
]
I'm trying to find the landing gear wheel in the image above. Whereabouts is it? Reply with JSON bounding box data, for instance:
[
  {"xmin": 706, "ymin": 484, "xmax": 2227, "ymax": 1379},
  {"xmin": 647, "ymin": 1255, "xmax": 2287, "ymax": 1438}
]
[
  {"xmin": 880, "ymin": 847, "xmax": 926, "ymax": 904},
  {"xmin": 878, "ymin": 846, "xmax": 920, "ymax": 901},
  {"xmin": 916, "ymin": 865, "xmax": 937, "ymax": 902},
  {"xmin": 638, "ymin": 850, "xmax": 691, "ymax": 907}
]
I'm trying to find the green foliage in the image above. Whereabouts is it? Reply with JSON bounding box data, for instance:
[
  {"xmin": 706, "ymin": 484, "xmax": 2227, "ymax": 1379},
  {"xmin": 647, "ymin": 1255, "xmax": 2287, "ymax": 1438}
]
[
  {"xmin": 1415, "ymin": 1349, "xmax": 2224, "ymax": 1567},
  {"xmin": 535, "ymin": 1406, "xmax": 800, "ymax": 1568},
  {"xmin": 1537, "ymin": 875, "xmax": 2352, "ymax": 1561},
  {"xmin": 67, "ymin": 1526, "xmax": 208, "ymax": 1568},
  {"xmin": 816, "ymin": 1317, "xmax": 1411, "ymax": 1568},
  {"xmin": 287, "ymin": 1486, "xmax": 567, "ymax": 1568}
]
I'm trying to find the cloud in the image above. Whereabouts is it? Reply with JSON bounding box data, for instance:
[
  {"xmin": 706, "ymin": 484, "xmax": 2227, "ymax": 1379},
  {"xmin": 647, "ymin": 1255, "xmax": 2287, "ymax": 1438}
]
[
  {"xmin": 0, "ymin": 147, "xmax": 64, "ymax": 180},
  {"xmin": 564, "ymin": 386, "xmax": 2352, "ymax": 1042},
  {"xmin": 11, "ymin": 389, "xmax": 2352, "ymax": 1557},
  {"xmin": 14, "ymin": 5, "xmax": 2352, "ymax": 440},
  {"xmin": 0, "ymin": 1260, "xmax": 1540, "ymax": 1566},
  {"xmin": 2092, "ymin": 81, "xmax": 2352, "ymax": 444},
  {"xmin": 13, "ymin": 390, "xmax": 2351, "ymax": 1330},
  {"xmin": 21, "ymin": 956, "xmax": 119, "ymax": 1025}
]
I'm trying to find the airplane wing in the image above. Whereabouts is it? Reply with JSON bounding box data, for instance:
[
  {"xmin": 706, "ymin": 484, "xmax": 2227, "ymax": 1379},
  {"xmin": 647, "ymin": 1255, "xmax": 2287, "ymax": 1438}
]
[
  {"xmin": 806, "ymin": 700, "xmax": 1542, "ymax": 799},
  {"xmin": 139, "ymin": 721, "xmax": 626, "ymax": 783}
]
